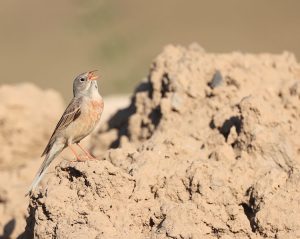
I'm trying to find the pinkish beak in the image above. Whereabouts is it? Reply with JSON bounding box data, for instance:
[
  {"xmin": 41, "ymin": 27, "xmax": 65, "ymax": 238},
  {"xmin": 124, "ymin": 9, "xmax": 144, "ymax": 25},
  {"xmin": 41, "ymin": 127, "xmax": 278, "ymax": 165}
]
[{"xmin": 87, "ymin": 70, "xmax": 99, "ymax": 81}]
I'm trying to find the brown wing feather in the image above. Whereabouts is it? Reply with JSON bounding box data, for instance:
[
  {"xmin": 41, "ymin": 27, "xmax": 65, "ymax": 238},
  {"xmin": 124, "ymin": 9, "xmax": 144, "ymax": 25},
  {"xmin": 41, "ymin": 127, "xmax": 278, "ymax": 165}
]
[{"xmin": 41, "ymin": 97, "xmax": 82, "ymax": 157}]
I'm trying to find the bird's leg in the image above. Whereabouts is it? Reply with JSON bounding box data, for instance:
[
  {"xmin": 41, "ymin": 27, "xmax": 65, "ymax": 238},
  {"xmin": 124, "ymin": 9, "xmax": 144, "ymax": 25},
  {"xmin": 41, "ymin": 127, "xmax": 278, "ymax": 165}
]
[
  {"xmin": 68, "ymin": 145, "xmax": 84, "ymax": 161},
  {"xmin": 76, "ymin": 143, "xmax": 96, "ymax": 160}
]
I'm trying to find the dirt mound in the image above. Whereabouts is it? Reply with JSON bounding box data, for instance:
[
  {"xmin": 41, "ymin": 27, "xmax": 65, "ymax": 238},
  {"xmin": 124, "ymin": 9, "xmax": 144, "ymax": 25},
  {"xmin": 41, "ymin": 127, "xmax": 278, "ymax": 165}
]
[{"xmin": 25, "ymin": 44, "xmax": 300, "ymax": 238}]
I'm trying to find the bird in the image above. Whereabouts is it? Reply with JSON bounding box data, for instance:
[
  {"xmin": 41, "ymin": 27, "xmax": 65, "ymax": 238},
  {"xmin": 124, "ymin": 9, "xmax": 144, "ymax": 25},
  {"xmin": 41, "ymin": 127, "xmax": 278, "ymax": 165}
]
[{"xmin": 26, "ymin": 70, "xmax": 104, "ymax": 195}]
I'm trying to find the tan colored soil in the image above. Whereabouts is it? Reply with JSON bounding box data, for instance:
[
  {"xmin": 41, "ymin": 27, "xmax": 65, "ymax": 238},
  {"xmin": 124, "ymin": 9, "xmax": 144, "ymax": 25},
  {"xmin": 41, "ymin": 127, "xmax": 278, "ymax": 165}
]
[{"xmin": 2, "ymin": 44, "xmax": 300, "ymax": 238}]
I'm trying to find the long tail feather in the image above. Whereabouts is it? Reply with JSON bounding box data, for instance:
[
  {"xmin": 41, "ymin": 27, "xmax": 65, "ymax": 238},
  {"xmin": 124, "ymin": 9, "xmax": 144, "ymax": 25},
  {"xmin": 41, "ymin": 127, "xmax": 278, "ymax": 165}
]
[{"xmin": 26, "ymin": 143, "xmax": 64, "ymax": 196}]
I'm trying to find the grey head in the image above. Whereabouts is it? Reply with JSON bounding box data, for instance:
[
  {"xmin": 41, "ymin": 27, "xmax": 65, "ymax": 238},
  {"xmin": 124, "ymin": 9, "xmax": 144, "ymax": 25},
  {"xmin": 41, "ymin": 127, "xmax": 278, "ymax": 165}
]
[{"xmin": 73, "ymin": 70, "xmax": 100, "ymax": 97}]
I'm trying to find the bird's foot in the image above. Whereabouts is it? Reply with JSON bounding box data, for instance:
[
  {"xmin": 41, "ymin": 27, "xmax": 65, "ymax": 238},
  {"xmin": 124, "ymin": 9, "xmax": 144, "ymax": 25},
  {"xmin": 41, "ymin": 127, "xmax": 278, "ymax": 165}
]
[
  {"xmin": 63, "ymin": 155, "xmax": 96, "ymax": 163},
  {"xmin": 76, "ymin": 154, "xmax": 96, "ymax": 161},
  {"xmin": 76, "ymin": 143, "xmax": 96, "ymax": 160},
  {"xmin": 82, "ymin": 151, "xmax": 96, "ymax": 160}
]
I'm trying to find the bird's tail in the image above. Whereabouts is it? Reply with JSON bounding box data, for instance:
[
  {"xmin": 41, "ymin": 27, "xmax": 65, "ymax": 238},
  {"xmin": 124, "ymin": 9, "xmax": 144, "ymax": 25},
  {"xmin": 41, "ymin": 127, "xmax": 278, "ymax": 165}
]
[{"xmin": 26, "ymin": 144, "xmax": 64, "ymax": 196}]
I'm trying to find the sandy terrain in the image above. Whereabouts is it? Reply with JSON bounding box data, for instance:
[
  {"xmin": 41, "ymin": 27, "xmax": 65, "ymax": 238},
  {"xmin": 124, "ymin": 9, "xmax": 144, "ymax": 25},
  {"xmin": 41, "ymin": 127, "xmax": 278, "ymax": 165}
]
[{"xmin": 1, "ymin": 44, "xmax": 300, "ymax": 238}]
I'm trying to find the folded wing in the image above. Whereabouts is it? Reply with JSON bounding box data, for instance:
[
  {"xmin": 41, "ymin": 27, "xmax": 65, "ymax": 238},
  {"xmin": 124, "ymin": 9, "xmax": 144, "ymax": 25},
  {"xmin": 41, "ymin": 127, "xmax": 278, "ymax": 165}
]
[{"xmin": 41, "ymin": 97, "xmax": 82, "ymax": 157}]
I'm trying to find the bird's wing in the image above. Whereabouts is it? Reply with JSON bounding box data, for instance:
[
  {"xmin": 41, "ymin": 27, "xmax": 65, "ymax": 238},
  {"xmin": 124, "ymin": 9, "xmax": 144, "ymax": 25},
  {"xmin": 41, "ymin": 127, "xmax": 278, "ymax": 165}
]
[{"xmin": 41, "ymin": 97, "xmax": 82, "ymax": 157}]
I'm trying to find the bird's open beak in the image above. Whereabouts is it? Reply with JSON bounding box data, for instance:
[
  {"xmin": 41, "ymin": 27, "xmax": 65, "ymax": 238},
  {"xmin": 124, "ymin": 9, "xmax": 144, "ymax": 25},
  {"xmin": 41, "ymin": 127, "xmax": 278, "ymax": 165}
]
[{"xmin": 87, "ymin": 70, "xmax": 99, "ymax": 81}]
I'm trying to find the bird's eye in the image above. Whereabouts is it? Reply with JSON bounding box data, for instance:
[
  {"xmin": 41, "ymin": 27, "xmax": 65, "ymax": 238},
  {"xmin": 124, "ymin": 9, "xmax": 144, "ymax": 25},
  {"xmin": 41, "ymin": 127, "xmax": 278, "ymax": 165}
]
[{"xmin": 80, "ymin": 78, "xmax": 85, "ymax": 82}]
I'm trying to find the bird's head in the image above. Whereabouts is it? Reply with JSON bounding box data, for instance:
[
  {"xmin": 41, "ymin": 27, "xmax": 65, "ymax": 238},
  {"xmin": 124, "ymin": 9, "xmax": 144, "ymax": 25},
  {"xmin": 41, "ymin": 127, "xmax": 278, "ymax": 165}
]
[{"xmin": 73, "ymin": 70, "xmax": 100, "ymax": 97}]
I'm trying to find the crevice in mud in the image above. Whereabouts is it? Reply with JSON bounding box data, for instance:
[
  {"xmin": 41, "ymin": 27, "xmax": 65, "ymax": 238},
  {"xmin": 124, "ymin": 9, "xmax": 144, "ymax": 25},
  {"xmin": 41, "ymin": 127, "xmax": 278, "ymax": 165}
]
[
  {"xmin": 219, "ymin": 116, "xmax": 242, "ymax": 140},
  {"xmin": 149, "ymin": 217, "xmax": 155, "ymax": 228},
  {"xmin": 209, "ymin": 119, "xmax": 216, "ymax": 129},
  {"xmin": 240, "ymin": 203, "xmax": 258, "ymax": 232},
  {"xmin": 182, "ymin": 176, "xmax": 194, "ymax": 200},
  {"xmin": 41, "ymin": 204, "xmax": 52, "ymax": 221},
  {"xmin": 62, "ymin": 167, "xmax": 91, "ymax": 187},
  {"xmin": 156, "ymin": 215, "xmax": 166, "ymax": 231},
  {"xmin": 209, "ymin": 115, "xmax": 242, "ymax": 142},
  {"xmin": 211, "ymin": 227, "xmax": 225, "ymax": 238},
  {"xmin": 240, "ymin": 186, "xmax": 261, "ymax": 233},
  {"xmin": 128, "ymin": 180, "xmax": 136, "ymax": 199},
  {"xmin": 160, "ymin": 73, "xmax": 171, "ymax": 98},
  {"xmin": 53, "ymin": 225, "xmax": 58, "ymax": 239},
  {"xmin": 165, "ymin": 233, "xmax": 177, "ymax": 239},
  {"xmin": 203, "ymin": 221, "xmax": 225, "ymax": 239},
  {"xmin": 149, "ymin": 106, "xmax": 162, "ymax": 130}
]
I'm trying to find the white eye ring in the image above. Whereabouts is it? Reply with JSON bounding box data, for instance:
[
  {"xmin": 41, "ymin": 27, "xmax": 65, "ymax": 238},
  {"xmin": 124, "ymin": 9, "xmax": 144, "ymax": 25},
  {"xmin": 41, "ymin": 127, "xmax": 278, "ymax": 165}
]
[{"xmin": 80, "ymin": 78, "xmax": 85, "ymax": 82}]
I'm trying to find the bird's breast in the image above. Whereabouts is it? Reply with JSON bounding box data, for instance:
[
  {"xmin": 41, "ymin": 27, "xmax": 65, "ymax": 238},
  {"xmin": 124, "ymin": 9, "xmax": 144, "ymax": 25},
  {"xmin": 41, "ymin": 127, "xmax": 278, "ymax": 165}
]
[{"xmin": 89, "ymin": 99, "xmax": 104, "ymax": 121}]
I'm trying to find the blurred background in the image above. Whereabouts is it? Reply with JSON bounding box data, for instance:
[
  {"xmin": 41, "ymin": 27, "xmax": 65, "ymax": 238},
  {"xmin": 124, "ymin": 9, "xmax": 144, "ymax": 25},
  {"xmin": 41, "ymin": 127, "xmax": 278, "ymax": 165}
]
[{"xmin": 1, "ymin": 0, "xmax": 299, "ymax": 100}]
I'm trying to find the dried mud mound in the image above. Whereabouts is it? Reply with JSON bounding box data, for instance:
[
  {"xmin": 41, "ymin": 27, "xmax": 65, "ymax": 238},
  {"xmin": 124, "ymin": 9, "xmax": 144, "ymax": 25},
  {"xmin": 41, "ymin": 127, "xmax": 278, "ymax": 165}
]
[{"xmin": 26, "ymin": 45, "xmax": 300, "ymax": 239}]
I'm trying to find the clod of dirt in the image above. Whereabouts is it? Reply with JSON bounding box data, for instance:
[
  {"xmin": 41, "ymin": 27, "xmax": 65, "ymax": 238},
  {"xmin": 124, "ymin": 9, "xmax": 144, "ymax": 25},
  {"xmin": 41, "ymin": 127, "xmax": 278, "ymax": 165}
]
[{"xmin": 25, "ymin": 44, "xmax": 300, "ymax": 238}]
